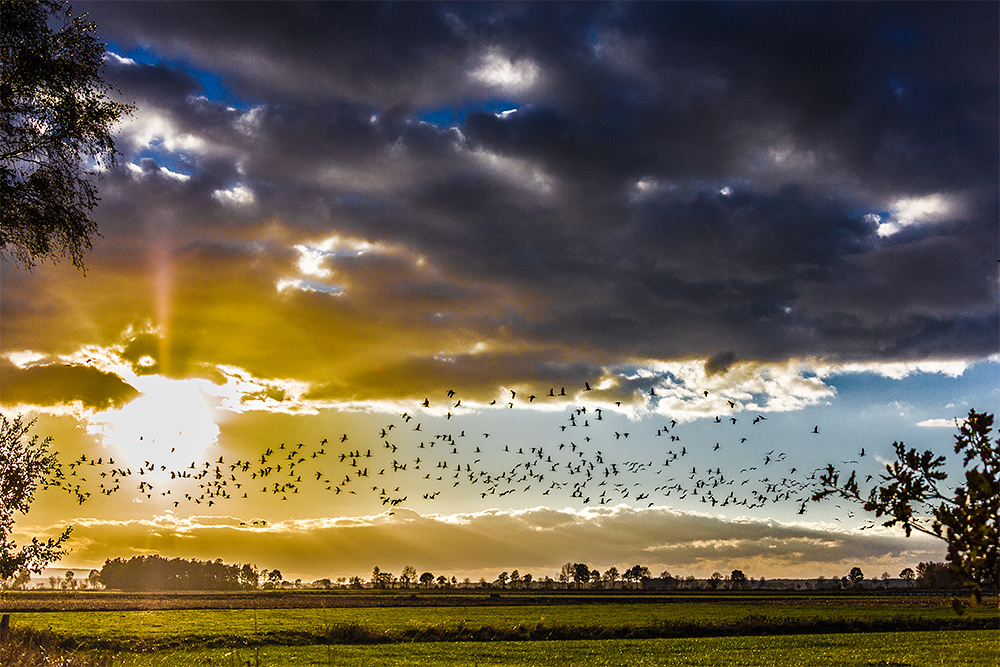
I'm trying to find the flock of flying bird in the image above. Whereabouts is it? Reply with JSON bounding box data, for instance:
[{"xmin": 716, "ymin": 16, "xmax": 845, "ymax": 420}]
[{"xmin": 47, "ymin": 383, "xmax": 855, "ymax": 520}]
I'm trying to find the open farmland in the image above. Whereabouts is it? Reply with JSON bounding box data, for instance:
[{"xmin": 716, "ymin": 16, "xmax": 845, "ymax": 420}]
[
  {"xmin": 111, "ymin": 631, "xmax": 997, "ymax": 667},
  {"xmin": 1, "ymin": 591, "xmax": 996, "ymax": 665}
]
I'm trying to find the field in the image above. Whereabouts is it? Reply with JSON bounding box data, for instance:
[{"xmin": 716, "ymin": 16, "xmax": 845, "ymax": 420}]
[
  {"xmin": 112, "ymin": 632, "xmax": 996, "ymax": 667},
  {"xmin": 2, "ymin": 591, "xmax": 997, "ymax": 666}
]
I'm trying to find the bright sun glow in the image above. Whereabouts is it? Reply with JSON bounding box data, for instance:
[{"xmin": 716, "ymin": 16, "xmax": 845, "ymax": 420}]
[{"xmin": 88, "ymin": 376, "xmax": 221, "ymax": 466}]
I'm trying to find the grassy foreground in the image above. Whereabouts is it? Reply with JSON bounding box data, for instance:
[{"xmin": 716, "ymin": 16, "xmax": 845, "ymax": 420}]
[
  {"xmin": 2, "ymin": 593, "xmax": 996, "ymax": 665},
  {"xmin": 110, "ymin": 630, "xmax": 997, "ymax": 667},
  {"xmin": 7, "ymin": 596, "xmax": 997, "ymax": 650}
]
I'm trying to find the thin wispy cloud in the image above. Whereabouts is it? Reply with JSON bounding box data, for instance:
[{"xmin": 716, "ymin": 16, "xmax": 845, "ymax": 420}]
[{"xmin": 21, "ymin": 505, "xmax": 943, "ymax": 581}]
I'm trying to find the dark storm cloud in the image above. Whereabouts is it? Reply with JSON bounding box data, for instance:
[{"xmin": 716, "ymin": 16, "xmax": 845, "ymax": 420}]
[
  {"xmin": 307, "ymin": 350, "xmax": 605, "ymax": 404},
  {"xmin": 74, "ymin": 1, "xmax": 998, "ymax": 372},
  {"xmin": 0, "ymin": 358, "xmax": 138, "ymax": 410},
  {"xmin": 104, "ymin": 56, "xmax": 201, "ymax": 103}
]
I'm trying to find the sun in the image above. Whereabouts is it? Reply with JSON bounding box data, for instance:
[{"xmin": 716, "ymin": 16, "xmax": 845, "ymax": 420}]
[{"xmin": 88, "ymin": 375, "xmax": 222, "ymax": 467}]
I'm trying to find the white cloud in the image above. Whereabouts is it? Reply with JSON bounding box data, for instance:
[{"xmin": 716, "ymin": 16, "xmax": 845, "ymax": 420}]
[
  {"xmin": 892, "ymin": 194, "xmax": 948, "ymax": 222},
  {"xmin": 470, "ymin": 148, "xmax": 555, "ymax": 195},
  {"xmin": 635, "ymin": 177, "xmax": 658, "ymax": 193},
  {"xmin": 275, "ymin": 234, "xmax": 430, "ymax": 296},
  {"xmin": 5, "ymin": 350, "xmax": 47, "ymax": 367},
  {"xmin": 597, "ymin": 358, "xmax": 837, "ymax": 422},
  {"xmin": 207, "ymin": 364, "xmax": 319, "ymax": 415},
  {"xmin": 234, "ymin": 106, "xmax": 265, "ymax": 136},
  {"xmin": 471, "ymin": 48, "xmax": 540, "ymax": 91},
  {"xmin": 275, "ymin": 278, "xmax": 346, "ymax": 296},
  {"xmin": 876, "ymin": 193, "xmax": 956, "ymax": 237},
  {"xmin": 815, "ymin": 359, "xmax": 968, "ymax": 380},
  {"xmin": 126, "ymin": 161, "xmax": 191, "ymax": 182},
  {"xmin": 916, "ymin": 418, "xmax": 957, "ymax": 429},
  {"xmin": 293, "ymin": 244, "xmax": 334, "ymax": 278},
  {"xmin": 119, "ymin": 110, "xmax": 207, "ymax": 154},
  {"xmin": 212, "ymin": 183, "xmax": 255, "ymax": 206},
  {"xmin": 105, "ymin": 51, "xmax": 137, "ymax": 66}
]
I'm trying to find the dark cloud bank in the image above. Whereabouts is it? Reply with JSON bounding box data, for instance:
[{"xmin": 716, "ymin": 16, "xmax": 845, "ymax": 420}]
[{"xmin": 77, "ymin": 1, "xmax": 998, "ymax": 372}]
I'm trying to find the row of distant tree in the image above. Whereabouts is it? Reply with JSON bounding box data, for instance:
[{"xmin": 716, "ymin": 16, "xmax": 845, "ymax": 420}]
[
  {"xmin": 365, "ymin": 563, "xmax": 660, "ymax": 590},
  {"xmin": 361, "ymin": 562, "xmax": 957, "ymax": 592},
  {"xmin": 3, "ymin": 568, "xmax": 101, "ymax": 591},
  {"xmin": 0, "ymin": 558, "xmax": 960, "ymax": 593}
]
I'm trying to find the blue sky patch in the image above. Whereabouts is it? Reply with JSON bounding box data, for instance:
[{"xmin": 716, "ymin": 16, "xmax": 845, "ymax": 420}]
[
  {"xmin": 107, "ymin": 41, "xmax": 253, "ymax": 109},
  {"xmin": 417, "ymin": 100, "xmax": 520, "ymax": 127}
]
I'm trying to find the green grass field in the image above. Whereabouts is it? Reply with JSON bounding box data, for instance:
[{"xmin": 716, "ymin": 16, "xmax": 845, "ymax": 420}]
[
  {"xmin": 2, "ymin": 592, "xmax": 997, "ymax": 666},
  {"xmin": 9, "ymin": 596, "xmax": 997, "ymax": 649},
  {"xmin": 112, "ymin": 631, "xmax": 998, "ymax": 667}
]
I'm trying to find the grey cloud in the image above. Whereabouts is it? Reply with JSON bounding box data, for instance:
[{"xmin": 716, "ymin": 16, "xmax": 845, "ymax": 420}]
[
  {"xmin": 68, "ymin": 1, "xmax": 999, "ymax": 372},
  {"xmin": 104, "ymin": 57, "xmax": 202, "ymax": 103},
  {"xmin": 0, "ymin": 358, "xmax": 139, "ymax": 410}
]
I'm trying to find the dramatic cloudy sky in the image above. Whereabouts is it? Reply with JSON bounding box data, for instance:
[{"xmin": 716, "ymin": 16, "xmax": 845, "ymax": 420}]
[{"xmin": 2, "ymin": 1, "xmax": 997, "ymax": 584}]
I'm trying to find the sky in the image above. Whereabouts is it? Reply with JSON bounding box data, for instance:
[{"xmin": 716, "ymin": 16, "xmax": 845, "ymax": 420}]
[{"xmin": 2, "ymin": 1, "xmax": 998, "ymax": 585}]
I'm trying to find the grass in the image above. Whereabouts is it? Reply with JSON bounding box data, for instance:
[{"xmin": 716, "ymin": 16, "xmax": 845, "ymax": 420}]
[
  {"xmin": 110, "ymin": 631, "xmax": 999, "ymax": 667},
  {"xmin": 0, "ymin": 627, "xmax": 112, "ymax": 667},
  {"xmin": 2, "ymin": 592, "xmax": 996, "ymax": 665},
  {"xmin": 8, "ymin": 596, "xmax": 997, "ymax": 651}
]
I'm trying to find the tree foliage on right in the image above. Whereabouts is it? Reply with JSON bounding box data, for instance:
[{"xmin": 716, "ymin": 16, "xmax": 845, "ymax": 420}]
[
  {"xmin": 813, "ymin": 409, "xmax": 999, "ymax": 603},
  {"xmin": 1, "ymin": 0, "xmax": 131, "ymax": 269}
]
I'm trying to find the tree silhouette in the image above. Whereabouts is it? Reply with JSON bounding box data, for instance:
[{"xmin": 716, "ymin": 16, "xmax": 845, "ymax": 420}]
[
  {"xmin": 558, "ymin": 562, "xmax": 572, "ymax": 587},
  {"xmin": 0, "ymin": 415, "xmax": 72, "ymax": 581},
  {"xmin": 900, "ymin": 567, "xmax": 915, "ymax": 588},
  {"xmin": 730, "ymin": 569, "xmax": 747, "ymax": 590},
  {"xmin": 848, "ymin": 566, "xmax": 864, "ymax": 589},
  {"xmin": 814, "ymin": 409, "xmax": 999, "ymax": 603},
  {"xmin": 1, "ymin": 0, "xmax": 131, "ymax": 589},
  {"xmin": 1, "ymin": 0, "xmax": 132, "ymax": 268},
  {"xmin": 623, "ymin": 564, "xmax": 650, "ymax": 589},
  {"xmin": 99, "ymin": 556, "xmax": 260, "ymax": 591},
  {"xmin": 9, "ymin": 569, "xmax": 31, "ymax": 590},
  {"xmin": 916, "ymin": 561, "xmax": 954, "ymax": 590}
]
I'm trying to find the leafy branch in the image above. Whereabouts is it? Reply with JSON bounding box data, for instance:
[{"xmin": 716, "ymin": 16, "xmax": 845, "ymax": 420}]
[{"xmin": 812, "ymin": 410, "xmax": 999, "ymax": 603}]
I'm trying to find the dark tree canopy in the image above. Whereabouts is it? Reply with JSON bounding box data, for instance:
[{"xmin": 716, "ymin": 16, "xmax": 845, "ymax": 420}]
[
  {"xmin": 1, "ymin": 0, "xmax": 131, "ymax": 269},
  {"xmin": 99, "ymin": 555, "xmax": 261, "ymax": 591},
  {"xmin": 814, "ymin": 409, "xmax": 999, "ymax": 603}
]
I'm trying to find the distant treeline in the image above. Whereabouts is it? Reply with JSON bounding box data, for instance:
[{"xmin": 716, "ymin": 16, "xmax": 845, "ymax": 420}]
[
  {"xmin": 69, "ymin": 557, "xmax": 965, "ymax": 593},
  {"xmin": 99, "ymin": 556, "xmax": 262, "ymax": 591}
]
